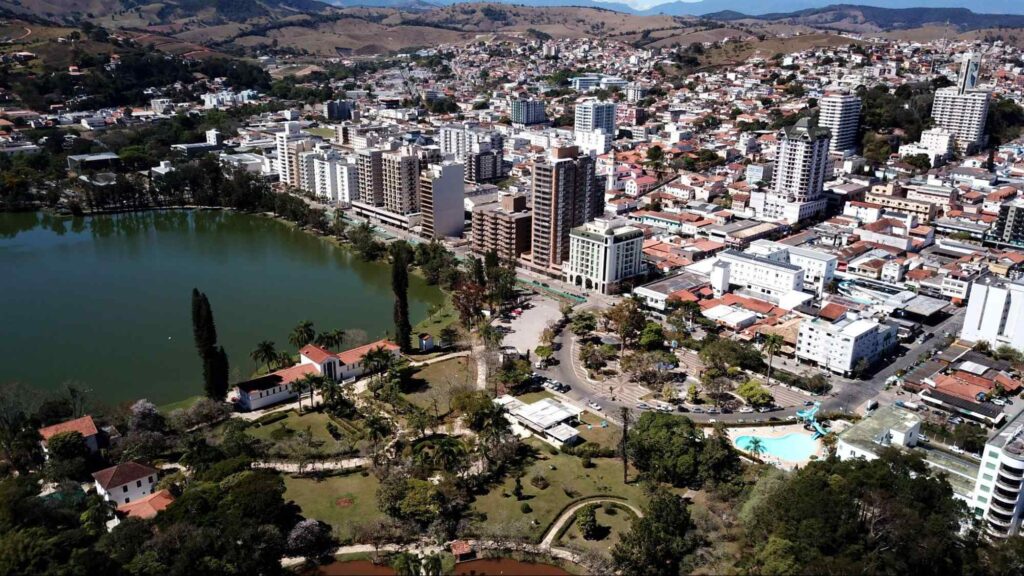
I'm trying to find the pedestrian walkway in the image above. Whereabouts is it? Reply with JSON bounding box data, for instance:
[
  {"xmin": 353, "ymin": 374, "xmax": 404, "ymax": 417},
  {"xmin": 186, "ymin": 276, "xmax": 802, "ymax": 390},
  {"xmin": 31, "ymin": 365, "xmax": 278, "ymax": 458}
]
[{"xmin": 251, "ymin": 457, "xmax": 369, "ymax": 473}]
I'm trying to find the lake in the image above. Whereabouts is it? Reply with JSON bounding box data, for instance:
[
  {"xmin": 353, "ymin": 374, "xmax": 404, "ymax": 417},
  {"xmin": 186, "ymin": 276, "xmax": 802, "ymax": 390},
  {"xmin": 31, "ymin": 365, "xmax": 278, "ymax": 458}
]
[{"xmin": 0, "ymin": 210, "xmax": 445, "ymax": 405}]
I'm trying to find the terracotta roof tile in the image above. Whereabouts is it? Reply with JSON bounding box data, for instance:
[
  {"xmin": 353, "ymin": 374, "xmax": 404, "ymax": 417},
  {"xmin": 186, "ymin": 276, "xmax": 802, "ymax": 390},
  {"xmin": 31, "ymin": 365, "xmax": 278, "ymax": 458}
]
[{"xmin": 39, "ymin": 415, "xmax": 98, "ymax": 442}]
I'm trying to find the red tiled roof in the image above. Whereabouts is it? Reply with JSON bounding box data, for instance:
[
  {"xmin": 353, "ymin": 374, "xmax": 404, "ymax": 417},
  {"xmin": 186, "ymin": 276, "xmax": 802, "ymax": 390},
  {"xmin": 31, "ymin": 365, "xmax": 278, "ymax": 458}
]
[
  {"xmin": 117, "ymin": 489, "xmax": 174, "ymax": 519},
  {"xmin": 336, "ymin": 339, "xmax": 400, "ymax": 365},
  {"xmin": 819, "ymin": 303, "xmax": 848, "ymax": 321},
  {"xmin": 92, "ymin": 461, "xmax": 158, "ymax": 490},
  {"xmin": 299, "ymin": 344, "xmax": 333, "ymax": 364},
  {"xmin": 39, "ymin": 415, "xmax": 98, "ymax": 442}
]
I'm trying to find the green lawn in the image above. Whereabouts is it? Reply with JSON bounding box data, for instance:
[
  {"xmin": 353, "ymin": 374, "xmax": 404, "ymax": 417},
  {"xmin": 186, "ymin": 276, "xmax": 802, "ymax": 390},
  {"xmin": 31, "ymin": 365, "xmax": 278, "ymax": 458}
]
[
  {"xmin": 557, "ymin": 502, "xmax": 637, "ymax": 556},
  {"xmin": 306, "ymin": 127, "xmax": 336, "ymax": 139},
  {"xmin": 515, "ymin": 390, "xmax": 554, "ymax": 404},
  {"xmin": 404, "ymin": 357, "xmax": 477, "ymax": 416},
  {"xmin": 577, "ymin": 412, "xmax": 622, "ymax": 450},
  {"xmin": 412, "ymin": 291, "xmax": 457, "ymax": 340},
  {"xmin": 159, "ymin": 395, "xmax": 203, "ymax": 414},
  {"xmin": 283, "ymin": 471, "xmax": 383, "ymax": 543},
  {"xmin": 472, "ymin": 439, "xmax": 647, "ymax": 543},
  {"xmin": 248, "ymin": 410, "xmax": 361, "ymax": 453}
]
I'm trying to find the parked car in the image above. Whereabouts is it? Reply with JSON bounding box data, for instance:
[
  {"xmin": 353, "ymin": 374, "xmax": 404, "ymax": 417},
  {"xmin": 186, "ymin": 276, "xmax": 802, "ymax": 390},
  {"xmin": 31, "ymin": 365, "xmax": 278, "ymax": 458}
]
[
  {"xmin": 587, "ymin": 401, "xmax": 602, "ymax": 411},
  {"xmin": 636, "ymin": 402, "xmax": 651, "ymax": 410},
  {"xmin": 691, "ymin": 406, "xmax": 704, "ymax": 414},
  {"xmin": 992, "ymin": 398, "xmax": 1008, "ymax": 407},
  {"xmin": 739, "ymin": 407, "xmax": 755, "ymax": 414}
]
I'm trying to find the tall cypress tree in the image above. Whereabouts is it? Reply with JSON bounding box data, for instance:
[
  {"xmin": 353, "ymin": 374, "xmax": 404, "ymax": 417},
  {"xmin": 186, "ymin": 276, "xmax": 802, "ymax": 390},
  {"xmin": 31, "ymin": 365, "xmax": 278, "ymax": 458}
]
[
  {"xmin": 391, "ymin": 242, "xmax": 412, "ymax": 352},
  {"xmin": 191, "ymin": 288, "xmax": 229, "ymax": 399}
]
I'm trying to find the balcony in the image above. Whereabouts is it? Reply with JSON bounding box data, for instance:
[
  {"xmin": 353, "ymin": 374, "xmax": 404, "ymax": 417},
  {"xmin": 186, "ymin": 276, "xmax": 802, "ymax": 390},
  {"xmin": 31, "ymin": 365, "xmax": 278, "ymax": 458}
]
[
  {"xmin": 990, "ymin": 499, "xmax": 1017, "ymax": 515},
  {"xmin": 996, "ymin": 478, "xmax": 1023, "ymax": 493}
]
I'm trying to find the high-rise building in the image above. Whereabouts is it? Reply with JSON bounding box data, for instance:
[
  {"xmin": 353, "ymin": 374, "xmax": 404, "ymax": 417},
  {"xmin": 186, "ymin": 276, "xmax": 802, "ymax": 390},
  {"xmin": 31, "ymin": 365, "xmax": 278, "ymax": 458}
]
[
  {"xmin": 471, "ymin": 193, "xmax": 532, "ymax": 262},
  {"xmin": 419, "ymin": 162, "xmax": 465, "ymax": 239},
  {"xmin": 313, "ymin": 153, "xmax": 358, "ymax": 203},
  {"xmin": 275, "ymin": 122, "xmax": 312, "ymax": 187},
  {"xmin": 988, "ymin": 199, "xmax": 1024, "ymax": 248},
  {"xmin": 564, "ymin": 218, "xmax": 645, "ymax": 294},
  {"xmin": 932, "ymin": 53, "xmax": 989, "ymax": 153},
  {"xmin": 322, "ymin": 99, "xmax": 353, "ymax": 121},
  {"xmin": 510, "ymin": 98, "xmax": 546, "ymax": 125},
  {"xmin": 466, "ymin": 150, "xmax": 504, "ymax": 183},
  {"xmin": 957, "ymin": 52, "xmax": 982, "ymax": 94},
  {"xmin": 574, "ymin": 101, "xmax": 616, "ymax": 136},
  {"xmin": 972, "ymin": 411, "xmax": 1024, "ymax": 537},
  {"xmin": 525, "ymin": 146, "xmax": 603, "ymax": 274},
  {"xmin": 381, "ymin": 149, "xmax": 419, "ymax": 215},
  {"xmin": 961, "ymin": 278, "xmax": 1024, "ymax": 351},
  {"xmin": 796, "ymin": 315, "xmax": 897, "ymax": 376},
  {"xmin": 819, "ymin": 93, "xmax": 861, "ymax": 154},
  {"xmin": 438, "ymin": 123, "xmax": 504, "ymax": 164},
  {"xmin": 749, "ymin": 118, "xmax": 831, "ymax": 224},
  {"xmin": 356, "ymin": 148, "xmax": 383, "ymax": 205}
]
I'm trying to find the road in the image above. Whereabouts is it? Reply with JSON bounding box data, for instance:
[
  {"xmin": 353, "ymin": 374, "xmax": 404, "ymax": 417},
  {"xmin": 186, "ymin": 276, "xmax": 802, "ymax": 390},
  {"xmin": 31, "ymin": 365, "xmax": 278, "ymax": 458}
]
[{"xmin": 538, "ymin": 300, "xmax": 968, "ymax": 426}]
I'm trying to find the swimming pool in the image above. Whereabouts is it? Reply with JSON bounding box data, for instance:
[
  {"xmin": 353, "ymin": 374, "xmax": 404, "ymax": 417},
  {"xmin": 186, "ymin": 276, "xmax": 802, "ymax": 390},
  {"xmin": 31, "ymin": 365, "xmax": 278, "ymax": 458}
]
[{"xmin": 735, "ymin": 433, "xmax": 819, "ymax": 462}]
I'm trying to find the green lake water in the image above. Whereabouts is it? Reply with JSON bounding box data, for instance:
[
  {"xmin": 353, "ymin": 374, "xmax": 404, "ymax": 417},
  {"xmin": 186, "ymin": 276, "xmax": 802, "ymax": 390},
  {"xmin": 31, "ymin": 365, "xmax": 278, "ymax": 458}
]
[{"xmin": 0, "ymin": 210, "xmax": 444, "ymax": 405}]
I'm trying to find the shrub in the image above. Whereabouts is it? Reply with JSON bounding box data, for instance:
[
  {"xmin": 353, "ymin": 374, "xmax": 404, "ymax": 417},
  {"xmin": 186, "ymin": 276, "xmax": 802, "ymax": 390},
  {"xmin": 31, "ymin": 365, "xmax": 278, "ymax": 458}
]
[
  {"xmin": 530, "ymin": 474, "xmax": 550, "ymax": 490},
  {"xmin": 520, "ymin": 503, "xmax": 532, "ymax": 513},
  {"xmin": 581, "ymin": 455, "xmax": 594, "ymax": 468},
  {"xmin": 253, "ymin": 411, "xmax": 290, "ymax": 427}
]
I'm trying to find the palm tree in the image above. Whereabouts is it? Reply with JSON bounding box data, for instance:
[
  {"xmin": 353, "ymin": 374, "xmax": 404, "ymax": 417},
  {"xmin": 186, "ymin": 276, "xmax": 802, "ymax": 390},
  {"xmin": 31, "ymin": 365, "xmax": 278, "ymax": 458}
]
[
  {"xmin": 763, "ymin": 333, "xmax": 784, "ymax": 386},
  {"xmin": 315, "ymin": 329, "xmax": 346, "ymax": 351},
  {"xmin": 363, "ymin": 346, "xmax": 394, "ymax": 385},
  {"xmin": 250, "ymin": 340, "xmax": 277, "ymax": 373},
  {"xmin": 364, "ymin": 412, "xmax": 393, "ymax": 457},
  {"xmin": 430, "ymin": 436, "xmax": 466, "ymax": 474},
  {"xmin": 290, "ymin": 320, "xmax": 316, "ymax": 349},
  {"xmin": 294, "ymin": 373, "xmax": 322, "ymax": 413},
  {"xmin": 747, "ymin": 437, "xmax": 766, "ymax": 460}
]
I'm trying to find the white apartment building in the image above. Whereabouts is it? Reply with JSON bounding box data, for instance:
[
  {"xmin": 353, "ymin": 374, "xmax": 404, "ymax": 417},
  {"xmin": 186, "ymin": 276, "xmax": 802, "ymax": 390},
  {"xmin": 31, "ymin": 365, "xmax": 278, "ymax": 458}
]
[
  {"xmin": 574, "ymin": 128, "xmax": 612, "ymax": 154},
  {"xmin": 563, "ymin": 218, "xmax": 644, "ymax": 295},
  {"xmin": 972, "ymin": 413, "xmax": 1024, "ymax": 537},
  {"xmin": 961, "ymin": 278, "xmax": 1024, "ymax": 352},
  {"xmin": 749, "ymin": 118, "xmax": 830, "ymax": 224},
  {"xmin": 382, "ymin": 149, "xmax": 420, "ymax": 215},
  {"xmin": 511, "ymin": 98, "xmax": 546, "ymax": 125},
  {"xmin": 275, "ymin": 122, "xmax": 310, "ymax": 187},
  {"xmin": 899, "ymin": 127, "xmax": 956, "ymax": 167},
  {"xmin": 438, "ymin": 123, "xmax": 503, "ymax": 164},
  {"xmin": 819, "ymin": 93, "xmax": 861, "ymax": 154},
  {"xmin": 419, "ymin": 162, "xmax": 465, "ymax": 239},
  {"xmin": 933, "ymin": 87, "xmax": 989, "ymax": 153},
  {"xmin": 716, "ymin": 249, "xmax": 805, "ymax": 299},
  {"xmin": 313, "ymin": 153, "xmax": 358, "ymax": 203},
  {"xmin": 575, "ymin": 101, "xmax": 617, "ymax": 136},
  {"xmin": 745, "ymin": 239, "xmax": 837, "ymax": 296},
  {"xmin": 796, "ymin": 315, "xmax": 897, "ymax": 376}
]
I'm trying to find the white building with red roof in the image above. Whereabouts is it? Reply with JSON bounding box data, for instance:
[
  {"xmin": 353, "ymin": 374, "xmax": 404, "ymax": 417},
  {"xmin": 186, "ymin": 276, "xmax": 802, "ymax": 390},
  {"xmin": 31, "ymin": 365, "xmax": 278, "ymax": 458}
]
[
  {"xmin": 93, "ymin": 461, "xmax": 159, "ymax": 505},
  {"xmin": 38, "ymin": 415, "xmax": 100, "ymax": 454}
]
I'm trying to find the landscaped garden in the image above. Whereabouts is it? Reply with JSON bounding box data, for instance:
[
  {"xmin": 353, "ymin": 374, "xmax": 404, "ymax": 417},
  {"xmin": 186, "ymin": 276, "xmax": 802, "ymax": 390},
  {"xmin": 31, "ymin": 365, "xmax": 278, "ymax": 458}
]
[
  {"xmin": 556, "ymin": 501, "xmax": 638, "ymax": 555},
  {"xmin": 247, "ymin": 409, "xmax": 364, "ymax": 456},
  {"xmin": 402, "ymin": 357, "xmax": 477, "ymax": 417},
  {"xmin": 283, "ymin": 470, "xmax": 384, "ymax": 543}
]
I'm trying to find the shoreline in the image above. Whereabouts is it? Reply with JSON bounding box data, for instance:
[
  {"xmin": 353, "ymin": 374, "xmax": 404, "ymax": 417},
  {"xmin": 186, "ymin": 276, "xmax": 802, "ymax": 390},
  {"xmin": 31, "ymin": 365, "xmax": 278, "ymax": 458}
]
[{"xmin": 3, "ymin": 207, "xmax": 455, "ymax": 409}]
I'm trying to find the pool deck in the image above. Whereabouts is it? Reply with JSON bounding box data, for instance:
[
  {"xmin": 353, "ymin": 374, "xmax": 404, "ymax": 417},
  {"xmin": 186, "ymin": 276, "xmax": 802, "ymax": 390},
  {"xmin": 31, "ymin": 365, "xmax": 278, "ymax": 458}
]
[{"xmin": 724, "ymin": 424, "xmax": 825, "ymax": 470}]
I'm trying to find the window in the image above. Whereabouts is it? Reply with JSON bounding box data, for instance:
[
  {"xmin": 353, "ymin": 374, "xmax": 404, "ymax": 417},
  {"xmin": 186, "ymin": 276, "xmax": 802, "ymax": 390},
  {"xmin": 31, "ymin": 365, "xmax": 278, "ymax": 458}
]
[
  {"xmin": 125, "ymin": 498, "xmax": 130, "ymax": 504},
  {"xmin": 983, "ymin": 473, "xmax": 994, "ymax": 481},
  {"xmin": 987, "ymin": 462, "xmax": 998, "ymax": 470},
  {"xmin": 148, "ymin": 476, "xmax": 153, "ymax": 483},
  {"xmin": 980, "ymin": 484, "xmax": 991, "ymax": 492},
  {"xmin": 123, "ymin": 486, "xmax": 128, "ymax": 493},
  {"xmin": 136, "ymin": 480, "xmax": 142, "ymax": 488},
  {"xmin": 978, "ymin": 496, "xmax": 988, "ymax": 504}
]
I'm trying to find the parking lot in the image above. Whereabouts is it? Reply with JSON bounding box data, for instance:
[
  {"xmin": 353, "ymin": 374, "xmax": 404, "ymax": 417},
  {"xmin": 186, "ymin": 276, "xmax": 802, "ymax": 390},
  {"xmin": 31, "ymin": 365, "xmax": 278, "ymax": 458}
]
[{"xmin": 499, "ymin": 294, "xmax": 562, "ymax": 356}]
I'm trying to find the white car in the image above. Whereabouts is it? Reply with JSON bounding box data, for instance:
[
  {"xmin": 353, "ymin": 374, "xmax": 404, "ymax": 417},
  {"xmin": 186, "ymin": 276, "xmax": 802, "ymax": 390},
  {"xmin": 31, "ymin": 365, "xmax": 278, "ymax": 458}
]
[
  {"xmin": 739, "ymin": 407, "xmax": 755, "ymax": 414},
  {"xmin": 587, "ymin": 401, "xmax": 602, "ymax": 411}
]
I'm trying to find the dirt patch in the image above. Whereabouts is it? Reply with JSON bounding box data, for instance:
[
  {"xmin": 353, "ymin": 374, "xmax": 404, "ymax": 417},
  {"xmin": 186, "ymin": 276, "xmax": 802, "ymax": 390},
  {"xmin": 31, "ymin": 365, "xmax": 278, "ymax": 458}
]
[{"xmin": 334, "ymin": 497, "xmax": 354, "ymax": 508}]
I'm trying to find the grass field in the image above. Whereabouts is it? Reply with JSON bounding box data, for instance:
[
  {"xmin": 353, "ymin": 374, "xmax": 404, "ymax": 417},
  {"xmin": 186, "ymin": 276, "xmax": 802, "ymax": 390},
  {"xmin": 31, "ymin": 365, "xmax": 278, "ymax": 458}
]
[
  {"xmin": 248, "ymin": 410, "xmax": 361, "ymax": 453},
  {"xmin": 283, "ymin": 471, "xmax": 384, "ymax": 543},
  {"xmin": 404, "ymin": 357, "xmax": 477, "ymax": 416},
  {"xmin": 306, "ymin": 126, "xmax": 336, "ymax": 139},
  {"xmin": 411, "ymin": 291, "xmax": 457, "ymax": 340},
  {"xmin": 556, "ymin": 502, "xmax": 637, "ymax": 556},
  {"xmin": 472, "ymin": 439, "xmax": 647, "ymax": 543},
  {"xmin": 515, "ymin": 390, "xmax": 554, "ymax": 404},
  {"xmin": 576, "ymin": 412, "xmax": 621, "ymax": 450}
]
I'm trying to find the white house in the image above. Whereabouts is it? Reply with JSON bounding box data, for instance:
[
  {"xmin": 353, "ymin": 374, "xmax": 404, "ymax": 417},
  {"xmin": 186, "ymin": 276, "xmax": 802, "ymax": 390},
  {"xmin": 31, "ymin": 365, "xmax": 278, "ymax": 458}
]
[
  {"xmin": 38, "ymin": 415, "xmax": 100, "ymax": 455},
  {"xmin": 299, "ymin": 339, "xmax": 401, "ymax": 382},
  {"xmin": 92, "ymin": 462, "xmax": 159, "ymax": 505},
  {"xmin": 234, "ymin": 363, "xmax": 315, "ymax": 412}
]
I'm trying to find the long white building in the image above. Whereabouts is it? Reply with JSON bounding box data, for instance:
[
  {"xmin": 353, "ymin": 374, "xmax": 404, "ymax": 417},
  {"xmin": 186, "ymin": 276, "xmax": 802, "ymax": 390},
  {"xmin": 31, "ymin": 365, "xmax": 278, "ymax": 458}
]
[
  {"xmin": 715, "ymin": 249, "xmax": 805, "ymax": 299},
  {"xmin": 796, "ymin": 314, "xmax": 897, "ymax": 376},
  {"xmin": 819, "ymin": 93, "xmax": 861, "ymax": 154},
  {"xmin": 563, "ymin": 218, "xmax": 644, "ymax": 295},
  {"xmin": 961, "ymin": 278, "xmax": 1024, "ymax": 352},
  {"xmin": 745, "ymin": 239, "xmax": 837, "ymax": 296}
]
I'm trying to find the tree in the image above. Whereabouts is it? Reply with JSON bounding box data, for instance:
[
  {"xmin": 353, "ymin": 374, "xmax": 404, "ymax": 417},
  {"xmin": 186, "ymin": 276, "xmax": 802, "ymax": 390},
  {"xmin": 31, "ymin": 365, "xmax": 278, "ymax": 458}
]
[
  {"xmin": 286, "ymin": 519, "xmax": 336, "ymax": 565},
  {"xmin": 453, "ymin": 282, "xmax": 486, "ymax": 327},
  {"xmin": 192, "ymin": 289, "xmax": 229, "ymax": 399},
  {"xmin": 639, "ymin": 321, "xmax": 665, "ymax": 351},
  {"xmin": 570, "ymin": 311, "xmax": 597, "ymax": 336},
  {"xmin": 290, "ymin": 320, "xmax": 316, "ymax": 349},
  {"xmin": 736, "ymin": 379, "xmax": 773, "ymax": 407},
  {"xmin": 44, "ymin": 431, "xmax": 89, "ymax": 481},
  {"xmin": 611, "ymin": 490, "xmax": 700, "ymax": 576},
  {"xmin": 620, "ymin": 407, "xmax": 631, "ymax": 484},
  {"xmin": 315, "ymin": 329, "xmax": 346, "ymax": 350},
  {"xmin": 762, "ymin": 333, "xmax": 784, "ymax": 385},
  {"xmin": 747, "ymin": 437, "xmax": 766, "ymax": 459},
  {"xmin": 644, "ymin": 145, "xmax": 665, "ymax": 173},
  {"xmin": 904, "ymin": 153, "xmax": 932, "ymax": 172},
  {"xmin": 576, "ymin": 504, "xmax": 601, "ymax": 540},
  {"xmin": 390, "ymin": 241, "xmax": 413, "ymax": 352},
  {"xmin": 604, "ymin": 299, "xmax": 647, "ymax": 351},
  {"xmin": 535, "ymin": 345, "xmax": 554, "ymax": 366},
  {"xmin": 251, "ymin": 340, "xmax": 278, "ymax": 372}
]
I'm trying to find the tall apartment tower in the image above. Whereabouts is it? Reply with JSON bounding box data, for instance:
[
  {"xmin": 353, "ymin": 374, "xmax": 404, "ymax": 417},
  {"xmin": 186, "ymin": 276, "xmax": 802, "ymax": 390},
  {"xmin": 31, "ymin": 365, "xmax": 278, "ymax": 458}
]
[
  {"xmin": 526, "ymin": 146, "xmax": 603, "ymax": 274},
  {"xmin": 750, "ymin": 117, "xmax": 831, "ymax": 225},
  {"xmin": 972, "ymin": 410, "xmax": 1024, "ymax": 537},
  {"xmin": 275, "ymin": 122, "xmax": 312, "ymax": 187},
  {"xmin": 323, "ymin": 99, "xmax": 353, "ymax": 121},
  {"xmin": 419, "ymin": 163, "xmax": 465, "ymax": 240},
  {"xmin": 574, "ymin": 101, "xmax": 617, "ymax": 136},
  {"xmin": 471, "ymin": 193, "xmax": 532, "ymax": 262},
  {"xmin": 511, "ymin": 98, "xmax": 546, "ymax": 125},
  {"xmin": 932, "ymin": 52, "xmax": 990, "ymax": 153},
  {"xmin": 356, "ymin": 148, "xmax": 383, "ymax": 205},
  {"xmin": 819, "ymin": 93, "xmax": 861, "ymax": 154},
  {"xmin": 381, "ymin": 149, "xmax": 420, "ymax": 215}
]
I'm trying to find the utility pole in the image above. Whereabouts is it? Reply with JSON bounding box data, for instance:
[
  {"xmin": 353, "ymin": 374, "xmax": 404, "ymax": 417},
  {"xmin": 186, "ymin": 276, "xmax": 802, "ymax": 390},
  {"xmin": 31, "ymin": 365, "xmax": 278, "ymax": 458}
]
[{"xmin": 620, "ymin": 406, "xmax": 631, "ymax": 484}]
